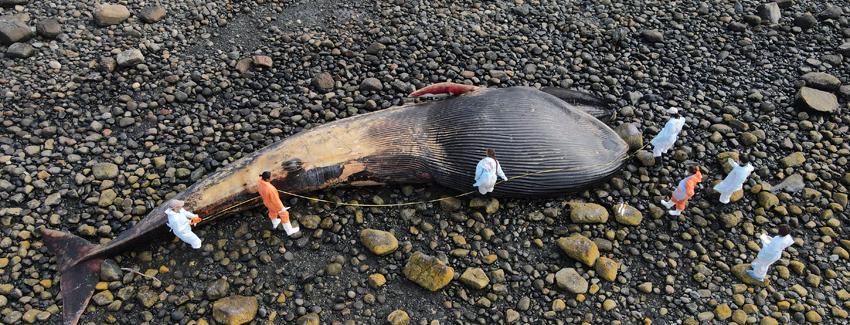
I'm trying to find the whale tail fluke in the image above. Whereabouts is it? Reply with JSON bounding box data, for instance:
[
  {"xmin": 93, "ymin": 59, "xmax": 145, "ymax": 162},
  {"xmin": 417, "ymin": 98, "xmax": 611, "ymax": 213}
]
[{"xmin": 41, "ymin": 228, "xmax": 103, "ymax": 325}]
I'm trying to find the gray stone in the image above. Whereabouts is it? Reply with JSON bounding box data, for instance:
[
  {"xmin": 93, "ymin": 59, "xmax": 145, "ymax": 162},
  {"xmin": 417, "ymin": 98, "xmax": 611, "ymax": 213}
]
[
  {"xmin": 758, "ymin": 2, "xmax": 781, "ymax": 24},
  {"xmin": 312, "ymin": 72, "xmax": 334, "ymax": 92},
  {"xmin": 93, "ymin": 162, "xmax": 119, "ymax": 179},
  {"xmin": 0, "ymin": 0, "xmax": 29, "ymax": 6},
  {"xmin": 206, "ymin": 278, "xmax": 230, "ymax": 300},
  {"xmin": 116, "ymin": 49, "xmax": 144, "ymax": 68},
  {"xmin": 6, "ymin": 42, "xmax": 33, "ymax": 58},
  {"xmin": 797, "ymin": 87, "xmax": 838, "ymax": 113},
  {"xmin": 139, "ymin": 5, "xmax": 166, "ymax": 23},
  {"xmin": 614, "ymin": 123, "xmax": 643, "ymax": 151},
  {"xmin": 0, "ymin": 19, "xmax": 32, "ymax": 45},
  {"xmin": 837, "ymin": 42, "xmax": 850, "ymax": 56},
  {"xmin": 35, "ymin": 18, "xmax": 60, "ymax": 38},
  {"xmin": 771, "ymin": 174, "xmax": 804, "ymax": 193},
  {"xmin": 555, "ymin": 268, "xmax": 588, "ymax": 294},
  {"xmin": 360, "ymin": 77, "xmax": 383, "ymax": 91},
  {"xmin": 641, "ymin": 29, "xmax": 663, "ymax": 43},
  {"xmin": 793, "ymin": 13, "xmax": 816, "ymax": 30},
  {"xmin": 95, "ymin": 4, "xmax": 130, "ymax": 26},
  {"xmin": 801, "ymin": 72, "xmax": 840, "ymax": 91},
  {"xmin": 100, "ymin": 259, "xmax": 123, "ymax": 281}
]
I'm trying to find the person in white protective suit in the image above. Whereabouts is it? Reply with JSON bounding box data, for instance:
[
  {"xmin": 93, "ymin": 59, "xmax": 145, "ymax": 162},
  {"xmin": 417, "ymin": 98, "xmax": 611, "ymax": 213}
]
[
  {"xmin": 747, "ymin": 224, "xmax": 794, "ymax": 281},
  {"xmin": 473, "ymin": 148, "xmax": 508, "ymax": 195},
  {"xmin": 650, "ymin": 107, "xmax": 686, "ymax": 157},
  {"xmin": 713, "ymin": 155, "xmax": 755, "ymax": 204},
  {"xmin": 165, "ymin": 199, "xmax": 203, "ymax": 249}
]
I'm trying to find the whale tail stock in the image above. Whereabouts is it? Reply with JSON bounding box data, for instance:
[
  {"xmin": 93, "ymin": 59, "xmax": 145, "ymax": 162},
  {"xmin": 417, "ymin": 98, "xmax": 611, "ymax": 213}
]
[{"xmin": 41, "ymin": 228, "xmax": 103, "ymax": 325}]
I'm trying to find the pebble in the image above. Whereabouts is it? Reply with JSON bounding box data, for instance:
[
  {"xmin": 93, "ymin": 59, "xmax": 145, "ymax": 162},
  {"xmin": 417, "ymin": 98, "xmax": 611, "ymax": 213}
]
[
  {"xmin": 0, "ymin": 19, "xmax": 32, "ymax": 45},
  {"xmin": 758, "ymin": 2, "xmax": 781, "ymax": 24},
  {"xmin": 568, "ymin": 202, "xmax": 608, "ymax": 224},
  {"xmin": 6, "ymin": 42, "xmax": 33, "ymax": 58},
  {"xmin": 116, "ymin": 49, "xmax": 145, "ymax": 68},
  {"xmin": 139, "ymin": 5, "xmax": 167, "ymax": 23},
  {"xmin": 212, "ymin": 296, "xmax": 258, "ymax": 325},
  {"xmin": 35, "ymin": 18, "xmax": 60, "ymax": 39},
  {"xmin": 403, "ymin": 251, "xmax": 454, "ymax": 291},
  {"xmin": 360, "ymin": 228, "xmax": 398, "ymax": 255},
  {"xmin": 555, "ymin": 268, "xmax": 588, "ymax": 294},
  {"xmin": 557, "ymin": 234, "xmax": 599, "ymax": 266},
  {"xmin": 797, "ymin": 87, "xmax": 839, "ymax": 113},
  {"xmin": 387, "ymin": 309, "xmax": 410, "ymax": 325},
  {"xmin": 459, "ymin": 267, "xmax": 490, "ymax": 289}
]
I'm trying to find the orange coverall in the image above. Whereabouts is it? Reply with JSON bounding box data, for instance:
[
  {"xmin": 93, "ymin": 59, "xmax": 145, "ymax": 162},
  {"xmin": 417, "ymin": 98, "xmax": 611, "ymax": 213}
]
[
  {"xmin": 670, "ymin": 169, "xmax": 703, "ymax": 211},
  {"xmin": 258, "ymin": 179, "xmax": 289, "ymax": 223}
]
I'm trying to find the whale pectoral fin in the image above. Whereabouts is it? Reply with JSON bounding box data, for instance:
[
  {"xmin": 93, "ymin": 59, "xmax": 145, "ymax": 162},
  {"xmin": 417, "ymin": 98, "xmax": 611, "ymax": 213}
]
[
  {"xmin": 540, "ymin": 87, "xmax": 614, "ymax": 121},
  {"xmin": 409, "ymin": 82, "xmax": 480, "ymax": 97}
]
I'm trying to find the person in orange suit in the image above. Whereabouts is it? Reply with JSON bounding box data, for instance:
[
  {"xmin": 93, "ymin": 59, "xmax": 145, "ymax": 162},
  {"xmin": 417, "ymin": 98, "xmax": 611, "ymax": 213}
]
[
  {"xmin": 661, "ymin": 165, "xmax": 703, "ymax": 216},
  {"xmin": 258, "ymin": 171, "xmax": 300, "ymax": 236}
]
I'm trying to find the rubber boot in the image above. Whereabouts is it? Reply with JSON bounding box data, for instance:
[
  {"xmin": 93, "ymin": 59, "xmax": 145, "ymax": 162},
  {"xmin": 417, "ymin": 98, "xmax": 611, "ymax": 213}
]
[
  {"xmin": 283, "ymin": 222, "xmax": 300, "ymax": 236},
  {"xmin": 661, "ymin": 199, "xmax": 674, "ymax": 209},
  {"xmin": 271, "ymin": 218, "xmax": 281, "ymax": 229}
]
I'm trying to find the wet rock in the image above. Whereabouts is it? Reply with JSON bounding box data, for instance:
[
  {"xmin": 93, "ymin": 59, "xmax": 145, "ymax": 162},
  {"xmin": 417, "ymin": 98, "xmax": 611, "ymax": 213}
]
[
  {"xmin": 116, "ymin": 49, "xmax": 145, "ymax": 68},
  {"xmin": 368, "ymin": 273, "xmax": 386, "ymax": 288},
  {"xmin": 252, "ymin": 55, "xmax": 272, "ymax": 68},
  {"xmin": 613, "ymin": 202, "xmax": 642, "ymax": 226},
  {"xmin": 557, "ymin": 234, "xmax": 599, "ymax": 266},
  {"xmin": 641, "ymin": 29, "xmax": 663, "ymax": 43},
  {"xmin": 35, "ymin": 18, "xmax": 60, "ymax": 39},
  {"xmin": 92, "ymin": 290, "xmax": 114, "ymax": 305},
  {"xmin": 781, "ymin": 152, "xmax": 805, "ymax": 168},
  {"xmin": 0, "ymin": 19, "xmax": 31, "ymax": 45},
  {"xmin": 312, "ymin": 72, "xmax": 335, "ymax": 92},
  {"xmin": 731, "ymin": 264, "xmax": 767, "ymax": 286},
  {"xmin": 758, "ymin": 192, "xmax": 779, "ymax": 209},
  {"xmin": 797, "ymin": 87, "xmax": 838, "ymax": 113},
  {"xmin": 555, "ymin": 268, "xmax": 588, "ymax": 294},
  {"xmin": 758, "ymin": 2, "xmax": 781, "ymax": 24},
  {"xmin": 636, "ymin": 150, "xmax": 655, "ymax": 167},
  {"xmin": 801, "ymin": 72, "xmax": 841, "ymax": 91},
  {"xmin": 299, "ymin": 215, "xmax": 321, "ymax": 229},
  {"xmin": 0, "ymin": 0, "xmax": 28, "ymax": 6},
  {"xmin": 139, "ymin": 5, "xmax": 166, "ymax": 23},
  {"xmin": 794, "ymin": 13, "xmax": 817, "ymax": 30},
  {"xmin": 296, "ymin": 313, "xmax": 320, "ymax": 325},
  {"xmin": 100, "ymin": 259, "xmax": 123, "ymax": 281},
  {"xmin": 614, "ymin": 123, "xmax": 643, "ymax": 151},
  {"xmin": 459, "ymin": 267, "xmax": 489, "ymax": 289},
  {"xmin": 98, "ymin": 189, "xmax": 117, "ymax": 207},
  {"xmin": 95, "ymin": 4, "xmax": 131, "ymax": 26},
  {"xmin": 387, "ymin": 309, "xmax": 410, "ymax": 325},
  {"xmin": 595, "ymin": 256, "xmax": 620, "ymax": 281},
  {"xmin": 819, "ymin": 5, "xmax": 843, "ymax": 20},
  {"xmin": 360, "ymin": 77, "xmax": 383, "ymax": 91},
  {"xmin": 93, "ymin": 162, "xmax": 119, "ymax": 179},
  {"xmin": 839, "ymin": 42, "xmax": 850, "ymax": 55},
  {"xmin": 771, "ymin": 174, "xmax": 804, "ymax": 193},
  {"xmin": 440, "ymin": 197, "xmax": 461, "ymax": 211},
  {"xmin": 212, "ymin": 295, "xmax": 258, "ymax": 325},
  {"xmin": 6, "ymin": 42, "xmax": 33, "ymax": 58},
  {"xmin": 360, "ymin": 229, "xmax": 398, "ymax": 256},
  {"xmin": 403, "ymin": 251, "xmax": 454, "ymax": 291},
  {"xmin": 206, "ymin": 278, "xmax": 230, "ymax": 300},
  {"xmin": 719, "ymin": 211, "xmax": 742, "ymax": 229},
  {"xmin": 568, "ymin": 202, "xmax": 608, "ymax": 224}
]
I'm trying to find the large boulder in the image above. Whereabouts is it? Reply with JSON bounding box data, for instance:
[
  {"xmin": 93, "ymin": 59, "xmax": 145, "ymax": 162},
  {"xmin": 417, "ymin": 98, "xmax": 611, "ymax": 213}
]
[
  {"xmin": 212, "ymin": 295, "xmax": 258, "ymax": 325},
  {"xmin": 360, "ymin": 229, "xmax": 398, "ymax": 256},
  {"xmin": 403, "ymin": 251, "xmax": 454, "ymax": 291},
  {"xmin": 801, "ymin": 72, "xmax": 841, "ymax": 91},
  {"xmin": 0, "ymin": 19, "xmax": 32, "ymax": 45},
  {"xmin": 557, "ymin": 234, "xmax": 599, "ymax": 266},
  {"xmin": 568, "ymin": 202, "xmax": 608, "ymax": 224},
  {"xmin": 797, "ymin": 87, "xmax": 838, "ymax": 113},
  {"xmin": 555, "ymin": 268, "xmax": 588, "ymax": 294},
  {"xmin": 94, "ymin": 4, "xmax": 131, "ymax": 26}
]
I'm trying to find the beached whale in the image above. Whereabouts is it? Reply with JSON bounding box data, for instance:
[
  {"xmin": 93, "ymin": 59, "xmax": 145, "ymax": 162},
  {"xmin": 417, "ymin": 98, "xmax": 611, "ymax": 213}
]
[{"xmin": 41, "ymin": 85, "xmax": 628, "ymax": 325}]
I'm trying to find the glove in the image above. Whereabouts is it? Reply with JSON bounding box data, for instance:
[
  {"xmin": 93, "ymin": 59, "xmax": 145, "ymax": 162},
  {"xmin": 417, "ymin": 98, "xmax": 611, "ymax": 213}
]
[{"xmin": 190, "ymin": 217, "xmax": 202, "ymax": 225}]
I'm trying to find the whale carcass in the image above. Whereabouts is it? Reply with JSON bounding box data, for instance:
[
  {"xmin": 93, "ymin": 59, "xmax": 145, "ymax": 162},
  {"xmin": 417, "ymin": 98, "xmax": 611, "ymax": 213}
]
[{"xmin": 41, "ymin": 86, "xmax": 628, "ymax": 325}]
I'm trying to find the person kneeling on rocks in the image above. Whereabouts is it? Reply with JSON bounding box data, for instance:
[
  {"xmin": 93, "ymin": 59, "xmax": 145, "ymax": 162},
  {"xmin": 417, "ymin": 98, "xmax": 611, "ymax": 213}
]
[
  {"xmin": 661, "ymin": 164, "xmax": 702, "ymax": 216},
  {"xmin": 713, "ymin": 155, "xmax": 754, "ymax": 204},
  {"xmin": 473, "ymin": 148, "xmax": 508, "ymax": 195},
  {"xmin": 747, "ymin": 224, "xmax": 795, "ymax": 281},
  {"xmin": 165, "ymin": 199, "xmax": 203, "ymax": 249},
  {"xmin": 258, "ymin": 171, "xmax": 300, "ymax": 236}
]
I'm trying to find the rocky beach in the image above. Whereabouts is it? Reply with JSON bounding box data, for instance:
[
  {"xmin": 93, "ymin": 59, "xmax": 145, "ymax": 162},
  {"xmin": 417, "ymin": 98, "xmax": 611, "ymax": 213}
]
[{"xmin": 1, "ymin": 0, "xmax": 849, "ymax": 324}]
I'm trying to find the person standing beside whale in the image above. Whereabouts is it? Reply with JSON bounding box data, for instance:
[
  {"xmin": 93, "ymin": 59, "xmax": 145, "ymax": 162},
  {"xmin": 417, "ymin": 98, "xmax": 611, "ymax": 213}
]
[
  {"xmin": 650, "ymin": 107, "xmax": 686, "ymax": 158},
  {"xmin": 473, "ymin": 148, "xmax": 508, "ymax": 195},
  {"xmin": 258, "ymin": 171, "xmax": 300, "ymax": 236},
  {"xmin": 165, "ymin": 200, "xmax": 203, "ymax": 249}
]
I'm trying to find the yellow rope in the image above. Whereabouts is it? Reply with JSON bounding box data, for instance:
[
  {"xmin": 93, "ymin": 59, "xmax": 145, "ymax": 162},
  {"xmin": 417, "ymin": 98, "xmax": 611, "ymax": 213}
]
[{"xmin": 200, "ymin": 143, "xmax": 649, "ymax": 220}]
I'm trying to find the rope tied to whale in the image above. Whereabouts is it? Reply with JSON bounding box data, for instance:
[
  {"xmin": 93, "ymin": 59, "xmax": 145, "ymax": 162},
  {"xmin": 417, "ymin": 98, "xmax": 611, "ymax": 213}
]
[{"xmin": 200, "ymin": 143, "xmax": 649, "ymax": 223}]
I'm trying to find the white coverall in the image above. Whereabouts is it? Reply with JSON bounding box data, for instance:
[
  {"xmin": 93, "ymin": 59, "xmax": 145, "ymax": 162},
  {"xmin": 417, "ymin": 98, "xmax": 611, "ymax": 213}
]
[
  {"xmin": 749, "ymin": 234, "xmax": 794, "ymax": 280},
  {"xmin": 473, "ymin": 157, "xmax": 507, "ymax": 195},
  {"xmin": 650, "ymin": 117, "xmax": 686, "ymax": 157},
  {"xmin": 713, "ymin": 160, "xmax": 755, "ymax": 204},
  {"xmin": 165, "ymin": 208, "xmax": 202, "ymax": 249}
]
